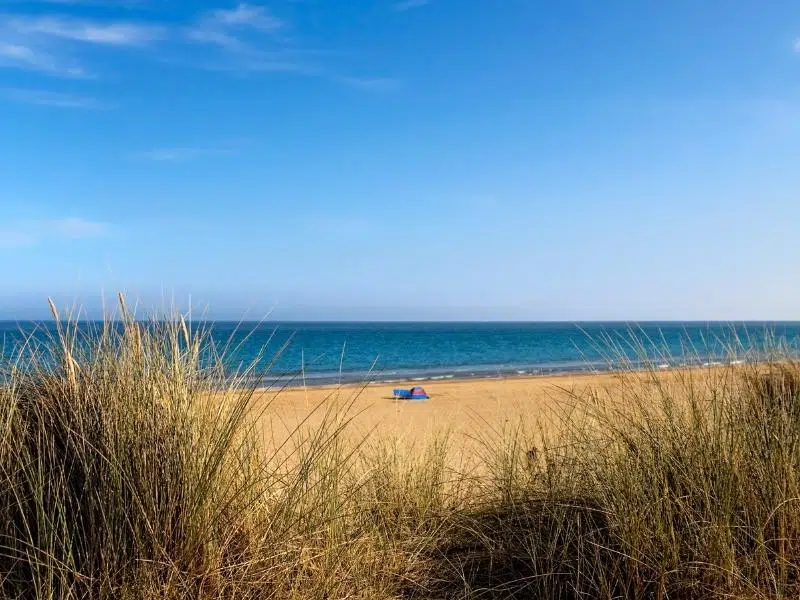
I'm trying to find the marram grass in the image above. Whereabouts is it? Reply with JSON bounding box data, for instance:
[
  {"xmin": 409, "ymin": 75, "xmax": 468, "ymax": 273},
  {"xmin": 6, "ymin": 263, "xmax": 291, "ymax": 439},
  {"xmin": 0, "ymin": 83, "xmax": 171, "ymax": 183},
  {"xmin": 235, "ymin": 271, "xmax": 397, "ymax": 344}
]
[{"xmin": 1, "ymin": 300, "xmax": 799, "ymax": 599}]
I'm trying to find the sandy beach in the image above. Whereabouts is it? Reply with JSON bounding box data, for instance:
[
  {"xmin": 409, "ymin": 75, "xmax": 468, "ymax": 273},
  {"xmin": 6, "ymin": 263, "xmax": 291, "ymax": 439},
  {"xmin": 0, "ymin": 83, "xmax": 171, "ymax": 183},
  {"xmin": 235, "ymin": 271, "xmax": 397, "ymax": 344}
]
[{"xmin": 253, "ymin": 371, "xmax": 630, "ymax": 452}]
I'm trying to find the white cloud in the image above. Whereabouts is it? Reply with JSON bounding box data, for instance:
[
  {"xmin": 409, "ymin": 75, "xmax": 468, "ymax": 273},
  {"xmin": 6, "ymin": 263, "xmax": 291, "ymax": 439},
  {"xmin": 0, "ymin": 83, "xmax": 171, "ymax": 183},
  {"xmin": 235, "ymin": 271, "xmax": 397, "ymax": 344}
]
[
  {"xmin": 185, "ymin": 13, "xmax": 313, "ymax": 74},
  {"xmin": 337, "ymin": 76, "xmax": 402, "ymax": 91},
  {"xmin": 794, "ymin": 38, "xmax": 800, "ymax": 53},
  {"xmin": 0, "ymin": 41, "xmax": 86, "ymax": 76},
  {"xmin": 186, "ymin": 27, "xmax": 246, "ymax": 51},
  {"xmin": 136, "ymin": 148, "xmax": 207, "ymax": 161},
  {"xmin": 0, "ymin": 4, "xmax": 396, "ymax": 90},
  {"xmin": 134, "ymin": 144, "xmax": 241, "ymax": 162},
  {"xmin": 216, "ymin": 54, "xmax": 314, "ymax": 73},
  {"xmin": 0, "ymin": 218, "xmax": 110, "ymax": 249},
  {"xmin": 393, "ymin": 0, "xmax": 429, "ymax": 11},
  {"xmin": 0, "ymin": 41, "xmax": 44, "ymax": 66},
  {"xmin": 209, "ymin": 4, "xmax": 283, "ymax": 32},
  {"xmin": 0, "ymin": 14, "xmax": 156, "ymax": 77},
  {"xmin": 187, "ymin": 3, "xmax": 287, "ymax": 69},
  {"xmin": 2, "ymin": 87, "xmax": 101, "ymax": 108},
  {"xmin": 9, "ymin": 15, "xmax": 165, "ymax": 46}
]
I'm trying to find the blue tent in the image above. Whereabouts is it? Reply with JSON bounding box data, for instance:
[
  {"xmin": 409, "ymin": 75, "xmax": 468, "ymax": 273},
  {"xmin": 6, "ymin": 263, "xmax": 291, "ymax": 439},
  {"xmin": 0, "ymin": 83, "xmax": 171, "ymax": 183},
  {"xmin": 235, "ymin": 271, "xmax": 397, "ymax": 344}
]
[{"xmin": 392, "ymin": 386, "xmax": 430, "ymax": 400}]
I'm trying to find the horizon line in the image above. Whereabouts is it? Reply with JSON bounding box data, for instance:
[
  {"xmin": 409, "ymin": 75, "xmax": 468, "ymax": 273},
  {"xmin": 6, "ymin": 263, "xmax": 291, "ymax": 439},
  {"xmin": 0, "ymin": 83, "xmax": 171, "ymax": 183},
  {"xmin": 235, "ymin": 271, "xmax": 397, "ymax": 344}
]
[{"xmin": 1, "ymin": 319, "xmax": 799, "ymax": 324}]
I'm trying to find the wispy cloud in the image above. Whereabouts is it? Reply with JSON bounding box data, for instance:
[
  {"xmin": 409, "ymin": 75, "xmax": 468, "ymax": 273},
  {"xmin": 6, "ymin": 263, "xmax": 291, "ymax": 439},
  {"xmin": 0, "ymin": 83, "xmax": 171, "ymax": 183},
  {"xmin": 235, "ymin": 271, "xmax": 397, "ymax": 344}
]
[
  {"xmin": 1, "ymin": 4, "xmax": 395, "ymax": 90},
  {"xmin": 794, "ymin": 38, "xmax": 800, "ymax": 53},
  {"xmin": 337, "ymin": 75, "xmax": 401, "ymax": 91},
  {"xmin": 186, "ymin": 2, "xmax": 295, "ymax": 72},
  {"xmin": 2, "ymin": 87, "xmax": 102, "ymax": 108},
  {"xmin": 134, "ymin": 142, "xmax": 243, "ymax": 162},
  {"xmin": 0, "ymin": 41, "xmax": 86, "ymax": 76},
  {"xmin": 8, "ymin": 15, "xmax": 165, "ymax": 46},
  {"xmin": 392, "ymin": 0, "xmax": 429, "ymax": 11},
  {"xmin": 0, "ymin": 13, "xmax": 159, "ymax": 78},
  {"xmin": 0, "ymin": 217, "xmax": 110, "ymax": 248},
  {"xmin": 186, "ymin": 27, "xmax": 247, "ymax": 52},
  {"xmin": 208, "ymin": 3, "xmax": 283, "ymax": 32}
]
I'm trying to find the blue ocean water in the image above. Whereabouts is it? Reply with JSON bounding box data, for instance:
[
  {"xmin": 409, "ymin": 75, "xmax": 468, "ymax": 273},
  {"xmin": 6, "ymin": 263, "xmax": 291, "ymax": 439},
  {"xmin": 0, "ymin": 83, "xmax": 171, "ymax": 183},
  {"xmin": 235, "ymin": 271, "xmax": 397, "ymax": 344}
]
[{"xmin": 2, "ymin": 321, "xmax": 800, "ymax": 386}]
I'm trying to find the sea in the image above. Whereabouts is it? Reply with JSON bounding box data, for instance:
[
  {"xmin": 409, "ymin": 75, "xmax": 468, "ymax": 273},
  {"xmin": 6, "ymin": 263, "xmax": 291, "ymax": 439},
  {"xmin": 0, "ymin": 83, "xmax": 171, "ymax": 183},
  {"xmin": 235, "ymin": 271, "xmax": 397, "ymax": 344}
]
[{"xmin": 2, "ymin": 321, "xmax": 800, "ymax": 387}]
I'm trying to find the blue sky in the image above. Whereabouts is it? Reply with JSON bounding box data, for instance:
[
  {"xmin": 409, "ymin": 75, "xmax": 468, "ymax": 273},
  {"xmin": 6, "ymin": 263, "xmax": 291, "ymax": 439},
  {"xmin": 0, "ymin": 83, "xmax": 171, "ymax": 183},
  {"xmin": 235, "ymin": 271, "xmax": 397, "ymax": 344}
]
[{"xmin": 1, "ymin": 0, "xmax": 799, "ymax": 320}]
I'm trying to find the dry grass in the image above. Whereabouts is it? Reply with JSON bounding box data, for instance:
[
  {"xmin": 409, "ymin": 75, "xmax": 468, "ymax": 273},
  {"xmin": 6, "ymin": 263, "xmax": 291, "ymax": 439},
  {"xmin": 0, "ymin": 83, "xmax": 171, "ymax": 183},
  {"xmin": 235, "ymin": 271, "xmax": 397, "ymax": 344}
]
[{"xmin": 2, "ymin": 301, "xmax": 800, "ymax": 599}]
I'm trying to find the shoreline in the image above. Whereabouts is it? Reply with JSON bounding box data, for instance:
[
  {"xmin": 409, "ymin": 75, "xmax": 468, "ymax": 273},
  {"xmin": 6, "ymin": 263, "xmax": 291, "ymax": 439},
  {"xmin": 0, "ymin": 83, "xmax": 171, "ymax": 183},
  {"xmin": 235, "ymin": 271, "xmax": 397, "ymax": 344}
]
[
  {"xmin": 253, "ymin": 357, "xmax": 748, "ymax": 392},
  {"xmin": 256, "ymin": 367, "xmax": 613, "ymax": 393}
]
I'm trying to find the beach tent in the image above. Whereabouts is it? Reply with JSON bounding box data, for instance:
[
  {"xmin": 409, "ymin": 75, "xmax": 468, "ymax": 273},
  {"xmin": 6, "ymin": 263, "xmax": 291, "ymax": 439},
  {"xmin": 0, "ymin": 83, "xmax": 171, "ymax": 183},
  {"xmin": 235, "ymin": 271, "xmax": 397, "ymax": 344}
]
[
  {"xmin": 409, "ymin": 386, "xmax": 429, "ymax": 400},
  {"xmin": 392, "ymin": 386, "xmax": 430, "ymax": 400}
]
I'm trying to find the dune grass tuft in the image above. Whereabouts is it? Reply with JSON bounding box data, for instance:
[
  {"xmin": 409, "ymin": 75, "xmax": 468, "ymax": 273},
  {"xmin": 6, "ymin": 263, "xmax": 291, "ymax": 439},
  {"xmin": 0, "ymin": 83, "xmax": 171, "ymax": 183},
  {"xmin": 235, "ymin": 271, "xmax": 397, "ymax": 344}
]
[{"xmin": 2, "ymin": 302, "xmax": 800, "ymax": 598}]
